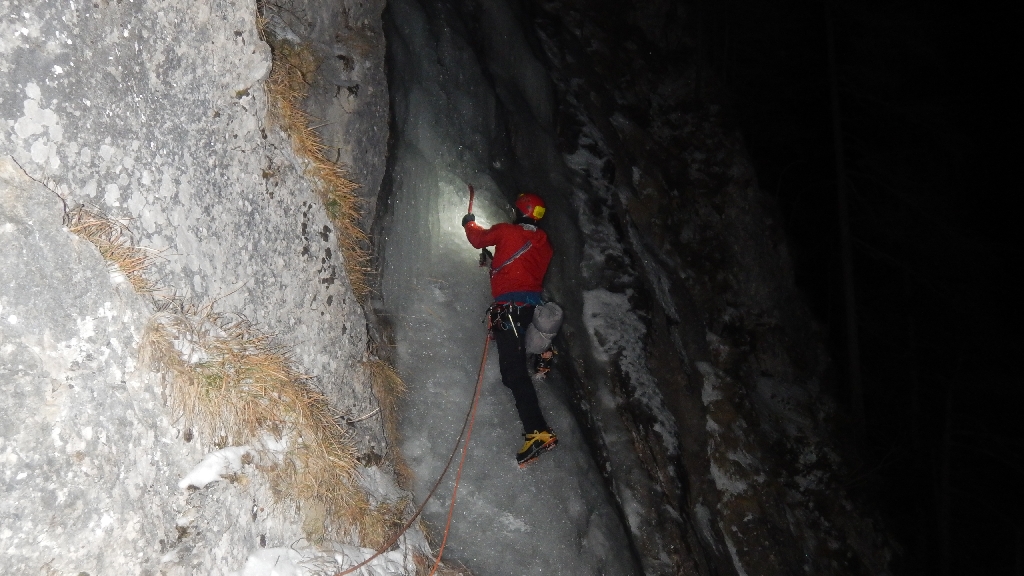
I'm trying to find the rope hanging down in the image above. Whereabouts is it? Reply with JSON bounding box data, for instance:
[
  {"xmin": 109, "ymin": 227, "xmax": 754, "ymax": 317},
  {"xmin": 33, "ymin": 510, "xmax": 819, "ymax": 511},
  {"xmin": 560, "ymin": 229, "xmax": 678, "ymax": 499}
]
[
  {"xmin": 336, "ymin": 183, "xmax": 487, "ymax": 575},
  {"xmin": 427, "ymin": 330, "xmax": 490, "ymax": 575},
  {"xmin": 425, "ymin": 183, "xmax": 490, "ymax": 574},
  {"xmin": 335, "ymin": 330, "xmax": 491, "ymax": 576}
]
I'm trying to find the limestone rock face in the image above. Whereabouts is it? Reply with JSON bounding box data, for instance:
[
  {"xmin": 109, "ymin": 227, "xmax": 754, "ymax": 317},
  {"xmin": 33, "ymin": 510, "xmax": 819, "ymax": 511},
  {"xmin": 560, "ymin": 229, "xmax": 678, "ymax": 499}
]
[
  {"xmin": 1, "ymin": 0, "xmax": 392, "ymax": 573},
  {"xmin": 0, "ymin": 160, "xmax": 309, "ymax": 575},
  {"xmin": 263, "ymin": 0, "xmax": 391, "ymax": 229}
]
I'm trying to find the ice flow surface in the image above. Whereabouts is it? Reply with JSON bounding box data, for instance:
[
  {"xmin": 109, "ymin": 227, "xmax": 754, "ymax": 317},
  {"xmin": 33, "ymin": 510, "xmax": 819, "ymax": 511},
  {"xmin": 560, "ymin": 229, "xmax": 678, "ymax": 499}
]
[{"xmin": 380, "ymin": 0, "xmax": 638, "ymax": 574}]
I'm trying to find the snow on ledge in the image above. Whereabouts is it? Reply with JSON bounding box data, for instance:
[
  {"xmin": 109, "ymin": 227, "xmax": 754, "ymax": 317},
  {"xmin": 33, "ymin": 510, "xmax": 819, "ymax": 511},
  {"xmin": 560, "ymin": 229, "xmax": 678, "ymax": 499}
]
[
  {"xmin": 228, "ymin": 543, "xmax": 416, "ymax": 576},
  {"xmin": 582, "ymin": 288, "xmax": 679, "ymax": 454},
  {"xmin": 178, "ymin": 446, "xmax": 253, "ymax": 490}
]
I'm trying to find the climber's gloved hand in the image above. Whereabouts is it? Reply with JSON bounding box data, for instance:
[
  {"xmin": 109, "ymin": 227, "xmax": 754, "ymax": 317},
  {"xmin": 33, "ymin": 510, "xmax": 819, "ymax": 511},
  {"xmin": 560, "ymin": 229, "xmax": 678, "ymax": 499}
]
[{"xmin": 461, "ymin": 213, "xmax": 476, "ymax": 227}]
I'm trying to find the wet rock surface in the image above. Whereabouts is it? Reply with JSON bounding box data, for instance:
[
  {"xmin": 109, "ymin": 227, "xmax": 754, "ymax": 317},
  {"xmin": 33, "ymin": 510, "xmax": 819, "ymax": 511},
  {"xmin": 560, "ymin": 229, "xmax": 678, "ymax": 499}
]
[{"xmin": 526, "ymin": 1, "xmax": 894, "ymax": 574}]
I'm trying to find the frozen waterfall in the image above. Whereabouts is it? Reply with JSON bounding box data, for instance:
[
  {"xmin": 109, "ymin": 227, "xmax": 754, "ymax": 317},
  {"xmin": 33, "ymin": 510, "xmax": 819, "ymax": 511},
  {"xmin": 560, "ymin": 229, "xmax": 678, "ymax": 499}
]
[{"xmin": 378, "ymin": 0, "xmax": 639, "ymax": 574}]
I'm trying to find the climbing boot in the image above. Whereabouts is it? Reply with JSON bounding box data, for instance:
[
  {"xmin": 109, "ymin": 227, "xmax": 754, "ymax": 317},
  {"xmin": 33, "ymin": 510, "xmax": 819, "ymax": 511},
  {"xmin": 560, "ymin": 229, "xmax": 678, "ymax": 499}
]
[
  {"xmin": 534, "ymin": 349, "xmax": 555, "ymax": 378},
  {"xmin": 516, "ymin": 430, "xmax": 558, "ymax": 468}
]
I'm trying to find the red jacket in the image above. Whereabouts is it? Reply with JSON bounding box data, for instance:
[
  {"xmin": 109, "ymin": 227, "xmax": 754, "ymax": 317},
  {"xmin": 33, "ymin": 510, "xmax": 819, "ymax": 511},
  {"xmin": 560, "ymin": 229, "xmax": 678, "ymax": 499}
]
[{"xmin": 465, "ymin": 221, "xmax": 553, "ymax": 299}]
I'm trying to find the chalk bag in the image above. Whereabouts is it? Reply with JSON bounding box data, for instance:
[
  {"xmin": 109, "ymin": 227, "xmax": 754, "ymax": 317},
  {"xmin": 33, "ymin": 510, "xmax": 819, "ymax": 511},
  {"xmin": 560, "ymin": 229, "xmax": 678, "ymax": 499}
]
[{"xmin": 525, "ymin": 302, "xmax": 563, "ymax": 354}]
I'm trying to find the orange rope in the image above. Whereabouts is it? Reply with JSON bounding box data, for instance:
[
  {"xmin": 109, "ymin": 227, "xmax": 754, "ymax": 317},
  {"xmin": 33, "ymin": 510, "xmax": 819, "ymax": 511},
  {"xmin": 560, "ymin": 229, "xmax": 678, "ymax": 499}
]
[
  {"xmin": 427, "ymin": 330, "xmax": 490, "ymax": 575},
  {"xmin": 336, "ymin": 329, "xmax": 491, "ymax": 576}
]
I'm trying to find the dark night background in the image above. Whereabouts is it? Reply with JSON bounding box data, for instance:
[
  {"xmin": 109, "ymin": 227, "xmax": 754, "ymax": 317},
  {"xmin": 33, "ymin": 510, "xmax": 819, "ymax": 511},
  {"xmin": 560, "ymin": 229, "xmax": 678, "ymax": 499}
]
[{"xmin": 687, "ymin": 0, "xmax": 1019, "ymax": 573}]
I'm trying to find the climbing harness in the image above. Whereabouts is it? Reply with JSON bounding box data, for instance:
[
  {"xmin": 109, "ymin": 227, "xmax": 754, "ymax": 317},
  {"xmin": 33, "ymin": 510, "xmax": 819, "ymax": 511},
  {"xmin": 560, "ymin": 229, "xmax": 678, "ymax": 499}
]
[{"xmin": 487, "ymin": 301, "xmax": 524, "ymax": 336}]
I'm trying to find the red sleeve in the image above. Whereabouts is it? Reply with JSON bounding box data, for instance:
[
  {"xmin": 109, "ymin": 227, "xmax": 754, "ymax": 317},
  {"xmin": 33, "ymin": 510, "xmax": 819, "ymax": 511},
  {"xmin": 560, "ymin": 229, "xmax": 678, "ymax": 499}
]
[{"xmin": 465, "ymin": 222, "xmax": 508, "ymax": 249}]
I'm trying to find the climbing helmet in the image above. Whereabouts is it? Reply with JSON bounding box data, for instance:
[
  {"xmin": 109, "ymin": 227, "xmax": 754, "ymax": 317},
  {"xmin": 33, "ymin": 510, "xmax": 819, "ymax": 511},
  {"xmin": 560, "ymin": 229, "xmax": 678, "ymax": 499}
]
[{"xmin": 515, "ymin": 193, "xmax": 546, "ymax": 220}]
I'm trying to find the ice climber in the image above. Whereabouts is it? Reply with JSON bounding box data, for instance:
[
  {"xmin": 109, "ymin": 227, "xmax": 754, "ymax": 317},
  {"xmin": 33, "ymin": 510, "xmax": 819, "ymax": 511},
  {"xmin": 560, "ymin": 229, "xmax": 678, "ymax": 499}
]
[{"xmin": 462, "ymin": 192, "xmax": 558, "ymax": 467}]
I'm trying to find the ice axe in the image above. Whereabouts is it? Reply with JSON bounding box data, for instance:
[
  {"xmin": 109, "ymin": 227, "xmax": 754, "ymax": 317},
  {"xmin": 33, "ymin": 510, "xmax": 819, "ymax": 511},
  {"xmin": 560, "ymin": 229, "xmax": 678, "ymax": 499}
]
[{"xmin": 466, "ymin": 183, "xmax": 492, "ymax": 267}]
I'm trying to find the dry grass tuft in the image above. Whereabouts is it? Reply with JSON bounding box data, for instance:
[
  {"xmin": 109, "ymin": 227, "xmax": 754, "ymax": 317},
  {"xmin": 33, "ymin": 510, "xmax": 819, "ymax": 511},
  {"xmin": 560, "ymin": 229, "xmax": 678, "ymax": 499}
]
[
  {"xmin": 254, "ymin": 3, "xmax": 269, "ymax": 42},
  {"xmin": 265, "ymin": 38, "xmax": 370, "ymax": 299},
  {"xmin": 412, "ymin": 552, "xmax": 473, "ymax": 576},
  {"xmin": 365, "ymin": 359, "xmax": 405, "ymax": 448},
  {"xmin": 66, "ymin": 206, "xmax": 156, "ymax": 293},
  {"xmin": 142, "ymin": 300, "xmax": 371, "ymax": 540},
  {"xmin": 226, "ymin": 10, "xmax": 409, "ymax": 550},
  {"xmin": 365, "ymin": 358, "xmax": 414, "ymax": 488},
  {"xmin": 358, "ymin": 497, "xmax": 409, "ymax": 551}
]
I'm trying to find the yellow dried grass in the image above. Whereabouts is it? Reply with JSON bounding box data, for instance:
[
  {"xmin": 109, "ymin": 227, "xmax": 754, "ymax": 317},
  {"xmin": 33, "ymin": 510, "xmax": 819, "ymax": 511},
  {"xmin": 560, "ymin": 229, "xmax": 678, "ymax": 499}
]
[
  {"xmin": 364, "ymin": 359, "xmax": 405, "ymax": 449},
  {"xmin": 228, "ymin": 14, "xmax": 409, "ymax": 549},
  {"xmin": 66, "ymin": 206, "xmax": 155, "ymax": 293},
  {"xmin": 365, "ymin": 358, "xmax": 414, "ymax": 488},
  {"xmin": 358, "ymin": 497, "xmax": 410, "ymax": 551},
  {"xmin": 265, "ymin": 39, "xmax": 370, "ymax": 299},
  {"xmin": 412, "ymin": 552, "xmax": 473, "ymax": 576},
  {"xmin": 142, "ymin": 301, "xmax": 371, "ymax": 540}
]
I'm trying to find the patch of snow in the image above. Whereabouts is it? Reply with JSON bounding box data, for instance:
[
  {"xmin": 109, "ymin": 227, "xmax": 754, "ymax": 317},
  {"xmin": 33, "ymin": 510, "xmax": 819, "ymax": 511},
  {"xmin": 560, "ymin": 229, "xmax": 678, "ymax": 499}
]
[
  {"xmin": 178, "ymin": 446, "xmax": 252, "ymax": 490},
  {"xmin": 583, "ymin": 289, "xmax": 678, "ymax": 454},
  {"xmin": 697, "ymin": 361, "xmax": 723, "ymax": 405},
  {"xmin": 727, "ymin": 449, "xmax": 755, "ymax": 468},
  {"xmin": 256, "ymin": 432, "xmax": 289, "ymax": 465},
  {"xmin": 332, "ymin": 542, "xmax": 415, "ymax": 575},
  {"xmin": 229, "ymin": 548, "xmax": 307, "ymax": 576},
  {"xmin": 795, "ymin": 470, "xmax": 825, "ymax": 492},
  {"xmin": 498, "ymin": 512, "xmax": 529, "ymax": 532},
  {"xmin": 173, "ymin": 333, "xmax": 209, "ymax": 365},
  {"xmin": 358, "ymin": 465, "xmax": 403, "ymax": 505},
  {"xmin": 693, "ymin": 503, "xmax": 719, "ymax": 552},
  {"xmin": 231, "ymin": 542, "xmax": 420, "ymax": 576},
  {"xmin": 573, "ymin": 187, "xmax": 628, "ymax": 285},
  {"xmin": 710, "ymin": 461, "xmax": 748, "ymax": 496},
  {"xmin": 723, "ymin": 532, "xmax": 749, "ymax": 576}
]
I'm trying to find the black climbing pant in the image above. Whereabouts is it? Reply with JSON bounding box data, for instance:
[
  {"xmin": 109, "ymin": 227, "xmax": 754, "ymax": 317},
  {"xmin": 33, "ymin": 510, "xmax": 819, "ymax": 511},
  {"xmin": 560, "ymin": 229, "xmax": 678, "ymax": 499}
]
[{"xmin": 491, "ymin": 304, "xmax": 549, "ymax": 434}]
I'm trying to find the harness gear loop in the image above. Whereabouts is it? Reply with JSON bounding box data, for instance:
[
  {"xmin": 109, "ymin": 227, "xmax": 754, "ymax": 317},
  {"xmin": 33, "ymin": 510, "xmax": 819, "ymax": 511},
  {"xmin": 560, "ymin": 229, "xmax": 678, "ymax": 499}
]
[{"xmin": 488, "ymin": 301, "xmax": 530, "ymax": 337}]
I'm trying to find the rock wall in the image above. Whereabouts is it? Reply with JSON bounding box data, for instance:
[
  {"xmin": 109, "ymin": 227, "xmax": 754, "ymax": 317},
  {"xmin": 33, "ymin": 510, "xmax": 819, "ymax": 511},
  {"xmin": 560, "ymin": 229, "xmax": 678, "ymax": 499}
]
[
  {"xmin": 0, "ymin": 160, "xmax": 312, "ymax": 574},
  {"xmin": 261, "ymin": 0, "xmax": 390, "ymax": 230},
  {"xmin": 527, "ymin": 1, "xmax": 893, "ymax": 574},
  {"xmin": 1, "ymin": 0, "xmax": 395, "ymax": 573}
]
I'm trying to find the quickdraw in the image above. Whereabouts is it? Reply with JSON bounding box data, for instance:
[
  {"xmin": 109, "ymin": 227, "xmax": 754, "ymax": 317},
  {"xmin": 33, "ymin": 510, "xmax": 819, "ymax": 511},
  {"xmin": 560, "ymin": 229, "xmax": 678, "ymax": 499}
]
[{"xmin": 487, "ymin": 301, "xmax": 527, "ymax": 336}]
